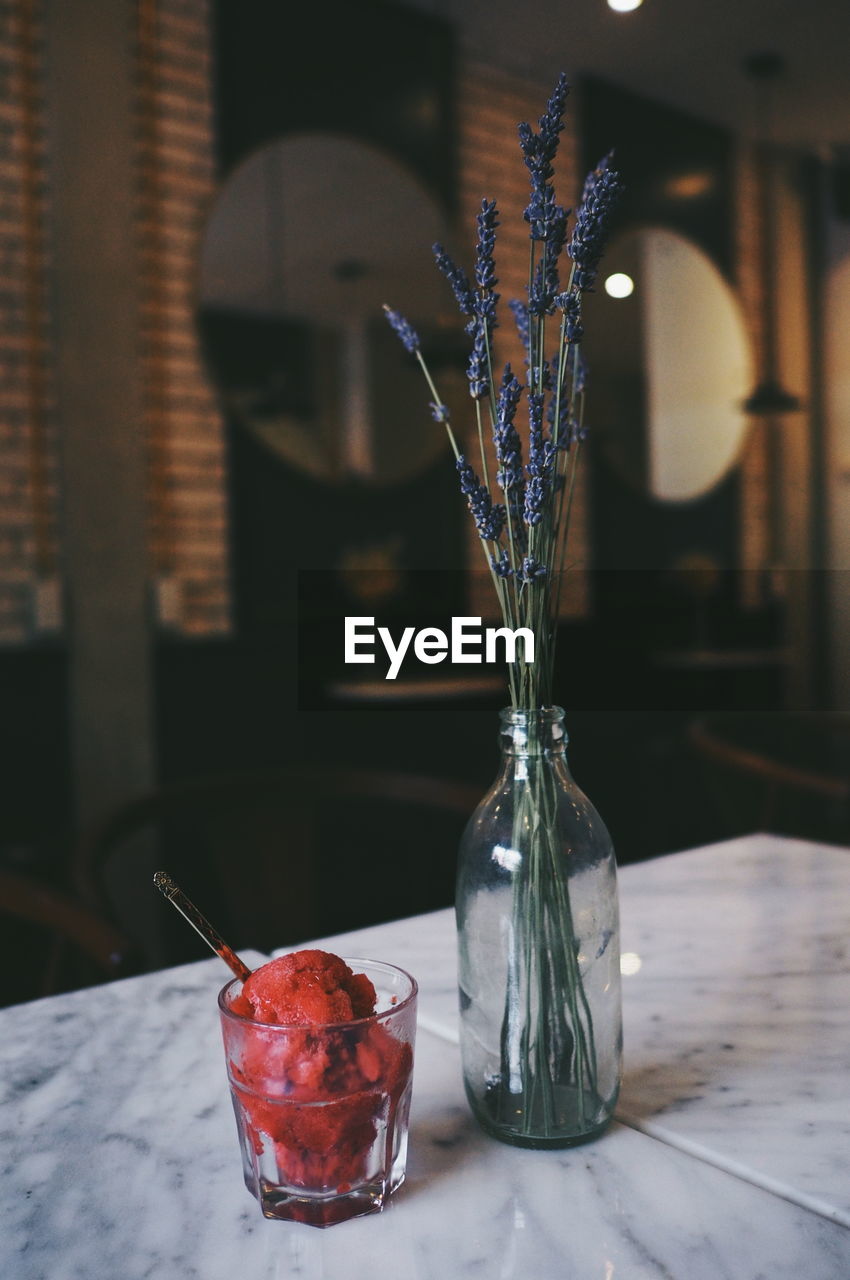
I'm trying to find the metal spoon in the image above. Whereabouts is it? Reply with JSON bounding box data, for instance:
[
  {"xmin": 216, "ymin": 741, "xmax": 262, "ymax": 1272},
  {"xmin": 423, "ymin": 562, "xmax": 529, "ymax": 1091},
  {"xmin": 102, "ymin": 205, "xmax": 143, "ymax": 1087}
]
[{"xmin": 153, "ymin": 870, "xmax": 252, "ymax": 983}]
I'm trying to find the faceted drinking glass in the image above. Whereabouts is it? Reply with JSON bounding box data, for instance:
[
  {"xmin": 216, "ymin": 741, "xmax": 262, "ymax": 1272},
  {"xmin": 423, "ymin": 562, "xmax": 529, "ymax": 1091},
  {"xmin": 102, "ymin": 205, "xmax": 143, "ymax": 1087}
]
[{"xmin": 218, "ymin": 958, "xmax": 417, "ymax": 1227}]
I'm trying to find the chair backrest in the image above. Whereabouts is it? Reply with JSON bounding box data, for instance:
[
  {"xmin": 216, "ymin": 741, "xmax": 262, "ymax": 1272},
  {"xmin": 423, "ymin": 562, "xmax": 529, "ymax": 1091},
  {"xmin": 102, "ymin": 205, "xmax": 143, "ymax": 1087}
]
[
  {"xmin": 74, "ymin": 767, "xmax": 483, "ymax": 969},
  {"xmin": 688, "ymin": 713, "xmax": 850, "ymax": 843},
  {"xmin": 0, "ymin": 866, "xmax": 137, "ymax": 1005}
]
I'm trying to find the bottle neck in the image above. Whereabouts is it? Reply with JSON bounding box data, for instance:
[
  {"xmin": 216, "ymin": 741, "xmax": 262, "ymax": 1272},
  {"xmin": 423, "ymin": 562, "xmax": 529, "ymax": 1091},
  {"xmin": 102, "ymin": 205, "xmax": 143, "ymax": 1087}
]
[{"xmin": 499, "ymin": 706, "xmax": 567, "ymax": 759}]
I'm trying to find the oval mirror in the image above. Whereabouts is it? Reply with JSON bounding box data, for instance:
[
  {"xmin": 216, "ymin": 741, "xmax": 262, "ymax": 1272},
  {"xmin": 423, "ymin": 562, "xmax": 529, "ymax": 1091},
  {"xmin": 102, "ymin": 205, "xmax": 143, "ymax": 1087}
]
[
  {"xmin": 197, "ymin": 133, "xmax": 463, "ymax": 486},
  {"xmin": 582, "ymin": 227, "xmax": 754, "ymax": 502}
]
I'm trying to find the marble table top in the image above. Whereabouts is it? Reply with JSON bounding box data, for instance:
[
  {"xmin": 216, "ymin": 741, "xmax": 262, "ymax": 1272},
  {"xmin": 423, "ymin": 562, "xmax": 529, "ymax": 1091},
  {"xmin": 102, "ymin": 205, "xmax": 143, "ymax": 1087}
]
[
  {"xmin": 2, "ymin": 834, "xmax": 849, "ymax": 1278},
  {"xmin": 320, "ymin": 832, "xmax": 850, "ymax": 1229}
]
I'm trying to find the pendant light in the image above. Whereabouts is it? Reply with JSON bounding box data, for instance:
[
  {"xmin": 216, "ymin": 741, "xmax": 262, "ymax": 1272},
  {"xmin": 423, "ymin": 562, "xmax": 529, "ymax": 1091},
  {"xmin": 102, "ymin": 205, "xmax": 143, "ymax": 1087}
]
[{"xmin": 742, "ymin": 52, "xmax": 802, "ymax": 416}]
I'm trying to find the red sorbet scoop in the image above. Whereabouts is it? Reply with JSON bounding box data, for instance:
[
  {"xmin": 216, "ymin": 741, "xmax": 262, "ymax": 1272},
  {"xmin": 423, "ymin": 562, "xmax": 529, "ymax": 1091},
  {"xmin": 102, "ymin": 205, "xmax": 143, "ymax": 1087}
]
[{"xmin": 239, "ymin": 950, "xmax": 377, "ymax": 1025}]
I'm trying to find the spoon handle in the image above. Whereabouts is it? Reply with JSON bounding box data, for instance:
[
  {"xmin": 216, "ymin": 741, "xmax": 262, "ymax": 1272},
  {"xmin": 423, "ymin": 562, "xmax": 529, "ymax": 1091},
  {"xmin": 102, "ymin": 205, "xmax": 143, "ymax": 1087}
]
[{"xmin": 153, "ymin": 870, "xmax": 252, "ymax": 983}]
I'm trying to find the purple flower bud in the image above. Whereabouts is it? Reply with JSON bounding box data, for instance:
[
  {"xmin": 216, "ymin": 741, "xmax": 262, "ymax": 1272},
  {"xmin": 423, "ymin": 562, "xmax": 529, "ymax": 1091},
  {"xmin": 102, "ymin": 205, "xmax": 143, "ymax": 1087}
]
[
  {"xmin": 518, "ymin": 555, "xmax": 548, "ymax": 584},
  {"xmin": 433, "ymin": 243, "xmax": 475, "ymax": 315},
  {"xmin": 493, "ymin": 365, "xmax": 524, "ymax": 493},
  {"xmin": 383, "ymin": 305, "xmax": 420, "ymax": 353},
  {"xmin": 522, "ymin": 393, "xmax": 551, "ymax": 527},
  {"xmin": 518, "ymin": 74, "xmax": 571, "ymax": 243},
  {"xmin": 508, "ymin": 299, "xmax": 529, "ymax": 347},
  {"xmin": 466, "ymin": 319, "xmax": 490, "ymax": 400},
  {"xmin": 474, "ymin": 199, "xmax": 500, "ymax": 293},
  {"xmin": 555, "ymin": 291, "xmax": 584, "ymax": 342},
  {"xmin": 568, "ymin": 152, "xmax": 625, "ymax": 292},
  {"xmin": 490, "ymin": 549, "xmax": 513, "ymax": 578},
  {"xmin": 456, "ymin": 454, "xmax": 505, "ymax": 542}
]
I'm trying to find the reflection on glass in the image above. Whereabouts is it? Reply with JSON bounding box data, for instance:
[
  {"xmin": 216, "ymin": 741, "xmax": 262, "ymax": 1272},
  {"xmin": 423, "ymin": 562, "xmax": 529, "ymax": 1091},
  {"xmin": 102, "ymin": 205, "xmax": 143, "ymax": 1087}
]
[{"xmin": 583, "ymin": 228, "xmax": 753, "ymax": 502}]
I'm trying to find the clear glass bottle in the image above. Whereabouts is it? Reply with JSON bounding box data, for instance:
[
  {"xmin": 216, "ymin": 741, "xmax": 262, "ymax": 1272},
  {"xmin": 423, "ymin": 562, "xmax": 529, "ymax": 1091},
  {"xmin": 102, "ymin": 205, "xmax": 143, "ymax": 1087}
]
[{"xmin": 456, "ymin": 707, "xmax": 622, "ymax": 1147}]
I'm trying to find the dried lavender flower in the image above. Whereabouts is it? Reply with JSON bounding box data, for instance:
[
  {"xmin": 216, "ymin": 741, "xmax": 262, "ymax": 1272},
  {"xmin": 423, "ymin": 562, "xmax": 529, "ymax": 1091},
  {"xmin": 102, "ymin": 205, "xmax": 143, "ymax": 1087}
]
[
  {"xmin": 490, "ymin": 548, "xmax": 514, "ymax": 578},
  {"xmin": 546, "ymin": 349, "xmax": 572, "ymax": 441},
  {"xmin": 433, "ymin": 242, "xmax": 475, "ymax": 316},
  {"xmin": 493, "ymin": 365, "xmax": 523, "ymax": 492},
  {"xmin": 383, "ymin": 70, "xmax": 621, "ymax": 711},
  {"xmin": 457, "ymin": 454, "xmax": 505, "ymax": 541},
  {"xmin": 555, "ymin": 291, "xmax": 584, "ymax": 343},
  {"xmin": 466, "ymin": 318, "xmax": 491, "ymax": 400},
  {"xmin": 382, "ymin": 305, "xmax": 420, "ymax": 353},
  {"xmin": 568, "ymin": 152, "xmax": 625, "ymax": 292},
  {"xmin": 523, "ymin": 393, "xmax": 548, "ymax": 527},
  {"xmin": 517, "ymin": 555, "xmax": 548, "ymax": 584},
  {"xmin": 518, "ymin": 73, "xmax": 570, "ymax": 243},
  {"xmin": 475, "ymin": 200, "xmax": 499, "ymax": 292},
  {"xmin": 538, "ymin": 72, "xmax": 570, "ymax": 158},
  {"xmin": 508, "ymin": 298, "xmax": 530, "ymax": 348}
]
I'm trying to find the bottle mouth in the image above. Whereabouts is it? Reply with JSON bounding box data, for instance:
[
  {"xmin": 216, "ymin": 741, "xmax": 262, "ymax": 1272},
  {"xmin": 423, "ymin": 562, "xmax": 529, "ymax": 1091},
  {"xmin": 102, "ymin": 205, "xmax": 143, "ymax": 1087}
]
[
  {"xmin": 499, "ymin": 705, "xmax": 565, "ymax": 727},
  {"xmin": 499, "ymin": 706, "xmax": 567, "ymax": 751}
]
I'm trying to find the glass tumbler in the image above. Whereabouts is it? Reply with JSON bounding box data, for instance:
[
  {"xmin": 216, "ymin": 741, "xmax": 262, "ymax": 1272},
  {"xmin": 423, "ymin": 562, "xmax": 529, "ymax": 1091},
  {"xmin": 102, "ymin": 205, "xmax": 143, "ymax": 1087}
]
[{"xmin": 218, "ymin": 958, "xmax": 417, "ymax": 1227}]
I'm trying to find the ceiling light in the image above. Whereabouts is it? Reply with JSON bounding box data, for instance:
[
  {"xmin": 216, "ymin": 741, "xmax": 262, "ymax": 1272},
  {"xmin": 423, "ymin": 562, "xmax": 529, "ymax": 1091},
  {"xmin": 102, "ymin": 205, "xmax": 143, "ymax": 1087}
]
[
  {"xmin": 607, "ymin": 0, "xmax": 643, "ymax": 12},
  {"xmin": 604, "ymin": 272, "xmax": 634, "ymax": 298}
]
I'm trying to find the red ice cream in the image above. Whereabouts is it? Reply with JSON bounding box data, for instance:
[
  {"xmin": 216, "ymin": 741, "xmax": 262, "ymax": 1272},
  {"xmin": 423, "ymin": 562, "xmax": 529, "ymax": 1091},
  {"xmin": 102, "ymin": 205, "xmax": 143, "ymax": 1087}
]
[
  {"xmin": 235, "ymin": 949, "xmax": 377, "ymax": 1025},
  {"xmin": 223, "ymin": 950, "xmax": 413, "ymax": 1208}
]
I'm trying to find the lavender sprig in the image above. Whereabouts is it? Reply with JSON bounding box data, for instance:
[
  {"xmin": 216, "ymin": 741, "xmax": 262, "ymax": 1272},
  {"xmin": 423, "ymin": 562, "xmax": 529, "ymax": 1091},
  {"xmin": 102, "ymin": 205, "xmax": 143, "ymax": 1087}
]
[
  {"xmin": 528, "ymin": 205, "xmax": 569, "ymax": 316},
  {"xmin": 457, "ymin": 454, "xmax": 505, "ymax": 542},
  {"xmin": 518, "ymin": 72, "xmax": 570, "ymax": 244},
  {"xmin": 555, "ymin": 291, "xmax": 584, "ymax": 343},
  {"xmin": 382, "ymin": 306, "xmax": 420, "ymax": 353},
  {"xmin": 474, "ymin": 199, "xmax": 500, "ymax": 308},
  {"xmin": 509, "ymin": 298, "xmax": 530, "ymax": 348},
  {"xmin": 384, "ymin": 70, "xmax": 622, "ymax": 713},
  {"xmin": 523, "ymin": 393, "xmax": 548, "ymax": 527},
  {"xmin": 433, "ymin": 242, "xmax": 475, "ymax": 317},
  {"xmin": 546, "ymin": 348, "xmax": 572, "ymax": 442},
  {"xmin": 567, "ymin": 151, "xmax": 625, "ymax": 292},
  {"xmin": 493, "ymin": 365, "xmax": 523, "ymax": 492},
  {"xmin": 517, "ymin": 554, "xmax": 548, "ymax": 585},
  {"xmin": 490, "ymin": 548, "xmax": 513, "ymax": 578},
  {"xmin": 467, "ymin": 318, "xmax": 490, "ymax": 401}
]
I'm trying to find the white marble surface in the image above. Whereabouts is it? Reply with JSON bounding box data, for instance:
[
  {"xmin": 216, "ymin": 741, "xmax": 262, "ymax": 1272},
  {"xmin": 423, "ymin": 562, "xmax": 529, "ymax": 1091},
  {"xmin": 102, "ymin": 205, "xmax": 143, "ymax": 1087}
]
[
  {"xmin": 616, "ymin": 834, "xmax": 850, "ymax": 1226},
  {"xmin": 299, "ymin": 833, "xmax": 850, "ymax": 1225},
  {"xmin": 1, "ymin": 834, "xmax": 849, "ymax": 1277},
  {"xmin": 1, "ymin": 954, "xmax": 849, "ymax": 1280}
]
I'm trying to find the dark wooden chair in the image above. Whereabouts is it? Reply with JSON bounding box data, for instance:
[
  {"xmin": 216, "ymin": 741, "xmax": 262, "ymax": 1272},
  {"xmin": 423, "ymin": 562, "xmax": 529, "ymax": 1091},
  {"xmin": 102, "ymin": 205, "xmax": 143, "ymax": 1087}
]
[
  {"xmin": 688, "ymin": 712, "xmax": 850, "ymax": 845},
  {"xmin": 0, "ymin": 866, "xmax": 138, "ymax": 1005},
  {"xmin": 74, "ymin": 767, "xmax": 483, "ymax": 969}
]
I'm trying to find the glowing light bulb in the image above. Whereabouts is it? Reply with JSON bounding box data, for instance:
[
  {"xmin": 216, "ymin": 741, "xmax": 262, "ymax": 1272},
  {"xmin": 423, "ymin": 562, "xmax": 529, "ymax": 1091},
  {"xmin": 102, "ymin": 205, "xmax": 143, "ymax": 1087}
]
[
  {"xmin": 604, "ymin": 272, "xmax": 635, "ymax": 299},
  {"xmin": 620, "ymin": 952, "xmax": 642, "ymax": 976},
  {"xmin": 608, "ymin": 0, "xmax": 643, "ymax": 11}
]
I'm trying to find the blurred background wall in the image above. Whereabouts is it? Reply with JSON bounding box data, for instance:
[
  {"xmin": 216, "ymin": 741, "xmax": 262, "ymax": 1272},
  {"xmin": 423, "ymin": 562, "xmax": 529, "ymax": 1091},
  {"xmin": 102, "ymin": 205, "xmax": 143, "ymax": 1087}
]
[{"xmin": 2, "ymin": 0, "xmax": 850, "ymax": 990}]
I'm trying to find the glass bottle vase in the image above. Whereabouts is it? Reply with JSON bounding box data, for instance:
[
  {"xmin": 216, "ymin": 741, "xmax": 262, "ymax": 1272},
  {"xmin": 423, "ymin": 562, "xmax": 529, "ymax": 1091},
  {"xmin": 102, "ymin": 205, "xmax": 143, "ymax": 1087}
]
[{"xmin": 456, "ymin": 706, "xmax": 622, "ymax": 1147}]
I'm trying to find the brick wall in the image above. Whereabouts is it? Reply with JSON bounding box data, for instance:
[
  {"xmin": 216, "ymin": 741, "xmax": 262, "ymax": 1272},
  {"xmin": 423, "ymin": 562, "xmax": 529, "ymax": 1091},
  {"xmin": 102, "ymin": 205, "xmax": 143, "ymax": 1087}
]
[
  {"xmin": 0, "ymin": 10, "xmax": 781, "ymax": 644},
  {"xmin": 136, "ymin": 0, "xmax": 229, "ymax": 636},
  {"xmin": 0, "ymin": 0, "xmax": 229, "ymax": 645},
  {"xmin": 0, "ymin": 0, "xmax": 61, "ymax": 643},
  {"xmin": 458, "ymin": 61, "xmax": 589, "ymax": 619}
]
